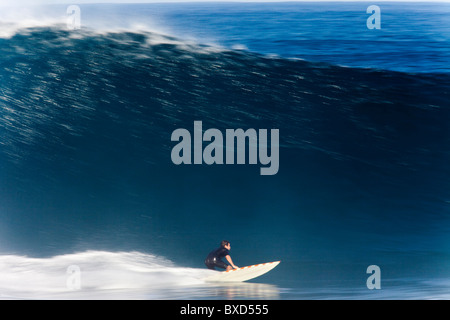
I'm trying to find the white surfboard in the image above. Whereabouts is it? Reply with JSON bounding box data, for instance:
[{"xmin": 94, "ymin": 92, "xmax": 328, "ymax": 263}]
[{"xmin": 205, "ymin": 261, "xmax": 280, "ymax": 282}]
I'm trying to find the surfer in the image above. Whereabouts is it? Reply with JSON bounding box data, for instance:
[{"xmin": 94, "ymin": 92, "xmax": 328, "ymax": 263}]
[{"xmin": 205, "ymin": 240, "xmax": 238, "ymax": 271}]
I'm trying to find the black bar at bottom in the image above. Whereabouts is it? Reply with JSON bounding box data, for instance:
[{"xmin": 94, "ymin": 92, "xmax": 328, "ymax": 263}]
[{"xmin": 136, "ymin": 300, "xmax": 381, "ymax": 319}]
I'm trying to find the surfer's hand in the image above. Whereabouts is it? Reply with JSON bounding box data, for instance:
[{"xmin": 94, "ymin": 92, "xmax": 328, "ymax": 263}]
[{"xmin": 233, "ymin": 265, "xmax": 239, "ymax": 269}]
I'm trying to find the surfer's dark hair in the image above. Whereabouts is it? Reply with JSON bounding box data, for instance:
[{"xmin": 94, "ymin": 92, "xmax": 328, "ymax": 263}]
[{"xmin": 221, "ymin": 240, "xmax": 230, "ymax": 247}]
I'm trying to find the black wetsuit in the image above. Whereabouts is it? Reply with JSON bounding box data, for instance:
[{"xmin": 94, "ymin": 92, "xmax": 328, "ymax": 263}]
[{"xmin": 204, "ymin": 246, "xmax": 230, "ymax": 270}]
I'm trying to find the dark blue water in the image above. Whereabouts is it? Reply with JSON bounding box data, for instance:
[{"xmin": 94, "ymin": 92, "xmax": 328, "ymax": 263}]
[{"xmin": 0, "ymin": 2, "xmax": 450, "ymax": 299}]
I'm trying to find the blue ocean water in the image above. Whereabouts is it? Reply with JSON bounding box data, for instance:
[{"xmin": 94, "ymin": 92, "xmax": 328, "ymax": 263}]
[{"xmin": 0, "ymin": 2, "xmax": 450, "ymax": 299}]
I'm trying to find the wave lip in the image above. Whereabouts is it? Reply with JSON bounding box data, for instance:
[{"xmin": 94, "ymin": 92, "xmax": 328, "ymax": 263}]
[
  {"xmin": 0, "ymin": 4, "xmax": 170, "ymax": 40},
  {"xmin": 0, "ymin": 4, "xmax": 67, "ymax": 39}
]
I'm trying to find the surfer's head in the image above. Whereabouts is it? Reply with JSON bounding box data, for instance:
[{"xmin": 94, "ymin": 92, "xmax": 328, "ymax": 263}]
[{"xmin": 221, "ymin": 240, "xmax": 230, "ymax": 249}]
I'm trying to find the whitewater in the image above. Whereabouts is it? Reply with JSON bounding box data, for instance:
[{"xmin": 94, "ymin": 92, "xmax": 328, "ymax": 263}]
[{"xmin": 0, "ymin": 251, "xmax": 203, "ymax": 299}]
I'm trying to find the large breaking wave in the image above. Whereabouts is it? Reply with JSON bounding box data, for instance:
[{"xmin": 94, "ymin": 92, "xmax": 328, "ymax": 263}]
[{"xmin": 0, "ymin": 13, "xmax": 449, "ymax": 299}]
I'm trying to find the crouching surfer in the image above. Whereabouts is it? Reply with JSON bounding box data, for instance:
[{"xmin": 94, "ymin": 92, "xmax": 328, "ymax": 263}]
[{"xmin": 205, "ymin": 240, "xmax": 238, "ymax": 271}]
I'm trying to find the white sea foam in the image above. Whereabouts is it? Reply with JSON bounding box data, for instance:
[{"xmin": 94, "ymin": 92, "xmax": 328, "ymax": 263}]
[{"xmin": 0, "ymin": 250, "xmax": 215, "ymax": 299}]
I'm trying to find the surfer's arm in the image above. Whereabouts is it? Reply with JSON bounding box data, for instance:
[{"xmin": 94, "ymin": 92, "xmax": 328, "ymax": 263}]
[{"xmin": 225, "ymin": 255, "xmax": 238, "ymax": 269}]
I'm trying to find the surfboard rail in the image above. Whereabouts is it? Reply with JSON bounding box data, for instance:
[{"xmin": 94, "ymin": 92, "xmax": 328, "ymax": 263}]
[{"xmin": 205, "ymin": 261, "xmax": 280, "ymax": 283}]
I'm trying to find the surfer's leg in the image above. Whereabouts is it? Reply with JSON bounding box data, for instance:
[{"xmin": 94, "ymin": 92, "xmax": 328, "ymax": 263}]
[
  {"xmin": 205, "ymin": 259, "xmax": 216, "ymax": 270},
  {"xmin": 215, "ymin": 260, "xmax": 228, "ymax": 270}
]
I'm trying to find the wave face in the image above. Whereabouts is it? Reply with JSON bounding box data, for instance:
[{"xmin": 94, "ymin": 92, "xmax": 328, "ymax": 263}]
[{"xmin": 1, "ymin": 3, "xmax": 450, "ymax": 299}]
